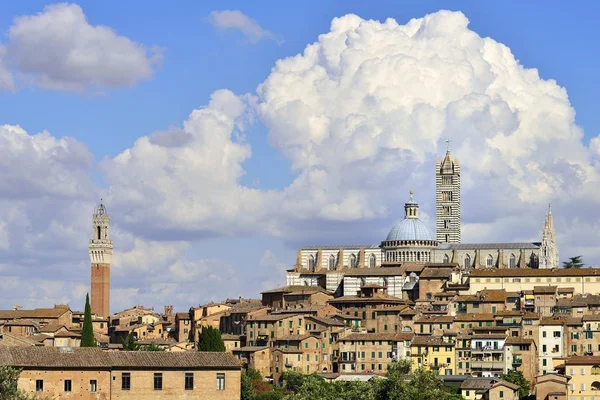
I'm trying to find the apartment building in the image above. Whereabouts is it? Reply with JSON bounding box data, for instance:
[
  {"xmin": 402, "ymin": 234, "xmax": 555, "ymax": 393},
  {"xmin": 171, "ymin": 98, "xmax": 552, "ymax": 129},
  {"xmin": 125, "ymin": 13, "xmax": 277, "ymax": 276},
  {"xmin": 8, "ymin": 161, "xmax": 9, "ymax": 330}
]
[
  {"xmin": 0, "ymin": 346, "xmax": 241, "ymax": 400},
  {"xmin": 337, "ymin": 332, "xmax": 413, "ymax": 375}
]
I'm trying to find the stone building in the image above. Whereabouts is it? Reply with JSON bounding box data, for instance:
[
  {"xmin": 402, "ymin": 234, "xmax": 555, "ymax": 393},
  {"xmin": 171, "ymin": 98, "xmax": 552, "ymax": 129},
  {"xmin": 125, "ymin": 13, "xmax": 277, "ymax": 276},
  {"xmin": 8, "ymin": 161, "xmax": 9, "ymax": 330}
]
[
  {"xmin": 0, "ymin": 346, "xmax": 241, "ymax": 400},
  {"xmin": 286, "ymin": 147, "xmax": 560, "ymax": 295},
  {"xmin": 89, "ymin": 201, "xmax": 112, "ymax": 318},
  {"xmin": 436, "ymin": 143, "xmax": 461, "ymax": 244}
]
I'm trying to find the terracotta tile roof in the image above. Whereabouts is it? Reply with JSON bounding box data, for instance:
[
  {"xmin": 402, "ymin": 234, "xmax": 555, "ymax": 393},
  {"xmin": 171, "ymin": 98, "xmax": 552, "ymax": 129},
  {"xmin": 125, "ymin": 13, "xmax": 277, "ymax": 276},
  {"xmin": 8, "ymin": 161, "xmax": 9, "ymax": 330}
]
[
  {"xmin": 0, "ymin": 347, "xmax": 241, "ymax": 369},
  {"xmin": 582, "ymin": 315, "xmax": 600, "ymax": 321},
  {"xmin": 471, "ymin": 268, "xmax": 600, "ymax": 277},
  {"xmin": 274, "ymin": 334, "xmax": 312, "ymax": 342},
  {"xmin": 175, "ymin": 313, "xmax": 190, "ymax": 319},
  {"xmin": 248, "ymin": 314, "xmax": 299, "ymax": 322},
  {"xmin": 533, "ymin": 286, "xmax": 557, "ymax": 294},
  {"xmin": 261, "ymin": 285, "xmax": 331, "ymax": 295},
  {"xmin": 505, "ymin": 337, "xmax": 534, "ymax": 345},
  {"xmin": 4, "ymin": 319, "xmax": 39, "ymax": 327},
  {"xmin": 233, "ymin": 346, "xmax": 269, "ymax": 353},
  {"xmin": 414, "ymin": 315, "xmax": 455, "ymax": 323},
  {"xmin": 341, "ymin": 332, "xmax": 413, "ymax": 342},
  {"xmin": 476, "ymin": 290, "xmax": 508, "ymax": 302},
  {"xmin": 0, "ymin": 307, "xmax": 70, "ymax": 320},
  {"xmin": 305, "ymin": 316, "xmax": 345, "ymax": 327},
  {"xmin": 328, "ymin": 295, "xmax": 407, "ymax": 304},
  {"xmin": 420, "ymin": 268, "xmax": 453, "ymax": 279},
  {"xmin": 411, "ymin": 336, "xmax": 450, "ymax": 346},
  {"xmin": 564, "ymin": 356, "xmax": 600, "ymax": 365},
  {"xmin": 461, "ymin": 377, "xmax": 519, "ymax": 391},
  {"xmin": 494, "ymin": 311, "xmax": 522, "ymax": 317},
  {"xmin": 454, "ymin": 313, "xmax": 495, "ymax": 322},
  {"xmin": 221, "ymin": 334, "xmax": 242, "ymax": 341},
  {"xmin": 558, "ymin": 287, "xmax": 575, "ymax": 293},
  {"xmin": 471, "ymin": 333, "xmax": 506, "ymax": 339},
  {"xmin": 54, "ymin": 331, "xmax": 81, "ymax": 338}
]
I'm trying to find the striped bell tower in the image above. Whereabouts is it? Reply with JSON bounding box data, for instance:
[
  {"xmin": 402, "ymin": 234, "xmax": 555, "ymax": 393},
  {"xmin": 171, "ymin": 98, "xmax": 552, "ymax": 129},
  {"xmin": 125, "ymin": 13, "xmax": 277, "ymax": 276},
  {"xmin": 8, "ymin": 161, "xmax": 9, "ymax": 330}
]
[{"xmin": 435, "ymin": 141, "xmax": 461, "ymax": 243}]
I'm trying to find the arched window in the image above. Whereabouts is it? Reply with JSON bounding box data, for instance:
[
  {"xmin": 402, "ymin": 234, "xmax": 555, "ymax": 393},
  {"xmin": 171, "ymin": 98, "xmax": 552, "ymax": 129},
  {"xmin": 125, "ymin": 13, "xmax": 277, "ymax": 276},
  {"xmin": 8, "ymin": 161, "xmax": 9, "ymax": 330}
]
[
  {"xmin": 97, "ymin": 226, "xmax": 101, "ymax": 240},
  {"xmin": 530, "ymin": 254, "xmax": 539, "ymax": 268},
  {"xmin": 329, "ymin": 254, "xmax": 336, "ymax": 270},
  {"xmin": 360, "ymin": 278, "xmax": 366, "ymax": 287},
  {"xmin": 350, "ymin": 254, "xmax": 357, "ymax": 268},
  {"xmin": 486, "ymin": 255, "xmax": 494, "ymax": 268},
  {"xmin": 592, "ymin": 365, "xmax": 600, "ymax": 375},
  {"xmin": 593, "ymin": 381, "xmax": 600, "ymax": 390},
  {"xmin": 510, "ymin": 254, "xmax": 517, "ymax": 268},
  {"xmin": 369, "ymin": 253, "xmax": 377, "ymax": 268},
  {"xmin": 464, "ymin": 254, "xmax": 471, "ymax": 269},
  {"xmin": 308, "ymin": 255, "xmax": 316, "ymax": 271},
  {"xmin": 443, "ymin": 254, "xmax": 450, "ymax": 263}
]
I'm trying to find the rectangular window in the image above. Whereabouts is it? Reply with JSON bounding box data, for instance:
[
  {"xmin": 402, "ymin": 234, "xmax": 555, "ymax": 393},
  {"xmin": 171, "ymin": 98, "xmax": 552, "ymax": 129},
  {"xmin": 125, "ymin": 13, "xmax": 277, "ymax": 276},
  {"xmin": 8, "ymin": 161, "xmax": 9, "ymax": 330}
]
[
  {"xmin": 217, "ymin": 373, "xmax": 226, "ymax": 391},
  {"xmin": 36, "ymin": 380, "xmax": 43, "ymax": 392},
  {"xmin": 64, "ymin": 380, "xmax": 72, "ymax": 392},
  {"xmin": 185, "ymin": 373, "xmax": 194, "ymax": 391},
  {"xmin": 500, "ymin": 391, "xmax": 504, "ymax": 398},
  {"xmin": 89, "ymin": 380, "xmax": 97, "ymax": 392},
  {"xmin": 121, "ymin": 373, "xmax": 131, "ymax": 391},
  {"xmin": 154, "ymin": 373, "xmax": 163, "ymax": 391}
]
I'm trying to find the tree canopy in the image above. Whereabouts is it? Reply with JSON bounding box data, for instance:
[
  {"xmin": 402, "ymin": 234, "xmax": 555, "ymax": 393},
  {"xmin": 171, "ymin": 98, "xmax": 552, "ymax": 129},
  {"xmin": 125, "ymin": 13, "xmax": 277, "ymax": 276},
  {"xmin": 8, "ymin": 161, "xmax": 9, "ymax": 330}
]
[
  {"xmin": 80, "ymin": 293, "xmax": 96, "ymax": 347},
  {"xmin": 500, "ymin": 370, "xmax": 530, "ymax": 399},
  {"xmin": 563, "ymin": 256, "xmax": 584, "ymax": 269},
  {"xmin": 0, "ymin": 366, "xmax": 51, "ymax": 400},
  {"xmin": 273, "ymin": 360, "xmax": 457, "ymax": 400},
  {"xmin": 197, "ymin": 326, "xmax": 226, "ymax": 352},
  {"xmin": 121, "ymin": 332, "xmax": 140, "ymax": 351}
]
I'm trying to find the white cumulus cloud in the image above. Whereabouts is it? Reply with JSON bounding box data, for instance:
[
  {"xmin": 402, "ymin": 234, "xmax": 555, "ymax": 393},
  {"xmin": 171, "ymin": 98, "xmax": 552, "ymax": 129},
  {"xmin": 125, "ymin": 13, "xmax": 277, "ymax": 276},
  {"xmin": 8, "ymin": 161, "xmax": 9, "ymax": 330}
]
[
  {"xmin": 1, "ymin": 3, "xmax": 160, "ymax": 92},
  {"xmin": 208, "ymin": 10, "xmax": 282, "ymax": 44}
]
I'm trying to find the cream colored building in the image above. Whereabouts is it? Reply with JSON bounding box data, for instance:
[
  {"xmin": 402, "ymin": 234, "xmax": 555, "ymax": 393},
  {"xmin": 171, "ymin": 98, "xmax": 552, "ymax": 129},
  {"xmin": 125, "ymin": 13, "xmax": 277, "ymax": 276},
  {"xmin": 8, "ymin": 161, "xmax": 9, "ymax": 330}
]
[
  {"xmin": 556, "ymin": 356, "xmax": 600, "ymax": 400},
  {"xmin": 0, "ymin": 346, "xmax": 241, "ymax": 400},
  {"xmin": 468, "ymin": 269, "xmax": 600, "ymax": 295}
]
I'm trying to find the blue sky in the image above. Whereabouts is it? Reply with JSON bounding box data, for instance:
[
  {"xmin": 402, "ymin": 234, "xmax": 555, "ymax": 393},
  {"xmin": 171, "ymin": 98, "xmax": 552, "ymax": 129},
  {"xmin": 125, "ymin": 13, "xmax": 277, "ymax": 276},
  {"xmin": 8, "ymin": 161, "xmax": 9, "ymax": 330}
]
[{"xmin": 0, "ymin": 1, "xmax": 599, "ymax": 311}]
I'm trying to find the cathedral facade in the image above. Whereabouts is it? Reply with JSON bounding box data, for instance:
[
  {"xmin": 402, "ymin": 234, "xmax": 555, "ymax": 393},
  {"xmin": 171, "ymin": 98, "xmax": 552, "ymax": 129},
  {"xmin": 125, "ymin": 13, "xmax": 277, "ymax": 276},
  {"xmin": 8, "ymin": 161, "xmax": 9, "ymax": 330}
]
[{"xmin": 286, "ymin": 146, "xmax": 560, "ymax": 296}]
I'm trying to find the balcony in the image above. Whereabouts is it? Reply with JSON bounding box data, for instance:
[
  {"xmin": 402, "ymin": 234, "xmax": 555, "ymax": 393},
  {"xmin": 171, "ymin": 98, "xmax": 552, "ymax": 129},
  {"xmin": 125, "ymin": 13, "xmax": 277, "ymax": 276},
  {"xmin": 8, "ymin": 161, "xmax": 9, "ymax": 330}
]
[
  {"xmin": 471, "ymin": 347, "xmax": 504, "ymax": 353},
  {"xmin": 471, "ymin": 359, "xmax": 505, "ymax": 369},
  {"xmin": 512, "ymin": 358, "xmax": 522, "ymax": 366}
]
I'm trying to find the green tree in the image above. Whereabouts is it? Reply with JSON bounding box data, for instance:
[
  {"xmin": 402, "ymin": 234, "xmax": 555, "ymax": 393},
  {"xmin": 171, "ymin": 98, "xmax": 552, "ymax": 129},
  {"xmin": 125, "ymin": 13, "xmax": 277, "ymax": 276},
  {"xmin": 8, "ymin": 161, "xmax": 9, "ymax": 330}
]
[
  {"xmin": 444, "ymin": 394, "xmax": 466, "ymax": 400},
  {"xmin": 281, "ymin": 370, "xmax": 305, "ymax": 392},
  {"xmin": 121, "ymin": 332, "xmax": 140, "ymax": 351},
  {"xmin": 140, "ymin": 343, "xmax": 164, "ymax": 351},
  {"xmin": 241, "ymin": 372, "xmax": 254, "ymax": 400},
  {"xmin": 563, "ymin": 256, "xmax": 584, "ymax": 269},
  {"xmin": 80, "ymin": 293, "xmax": 96, "ymax": 347},
  {"xmin": 197, "ymin": 326, "xmax": 226, "ymax": 352},
  {"xmin": 254, "ymin": 392, "xmax": 284, "ymax": 400},
  {"xmin": 0, "ymin": 366, "xmax": 51, "ymax": 400},
  {"xmin": 500, "ymin": 370, "xmax": 530, "ymax": 400}
]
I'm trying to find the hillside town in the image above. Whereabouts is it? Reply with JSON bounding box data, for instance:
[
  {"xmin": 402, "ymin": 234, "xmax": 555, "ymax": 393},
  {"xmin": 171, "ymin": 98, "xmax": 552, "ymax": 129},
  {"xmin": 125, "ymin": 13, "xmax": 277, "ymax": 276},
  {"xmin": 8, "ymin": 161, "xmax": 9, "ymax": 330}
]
[{"xmin": 0, "ymin": 146, "xmax": 595, "ymax": 400}]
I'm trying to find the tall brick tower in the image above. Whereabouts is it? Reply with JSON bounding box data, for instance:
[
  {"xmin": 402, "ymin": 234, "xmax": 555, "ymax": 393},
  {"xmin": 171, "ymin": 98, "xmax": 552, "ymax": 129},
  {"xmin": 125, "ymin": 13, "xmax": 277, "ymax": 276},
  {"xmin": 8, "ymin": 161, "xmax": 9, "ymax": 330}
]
[
  {"xmin": 89, "ymin": 200, "xmax": 112, "ymax": 318},
  {"xmin": 435, "ymin": 141, "xmax": 461, "ymax": 243}
]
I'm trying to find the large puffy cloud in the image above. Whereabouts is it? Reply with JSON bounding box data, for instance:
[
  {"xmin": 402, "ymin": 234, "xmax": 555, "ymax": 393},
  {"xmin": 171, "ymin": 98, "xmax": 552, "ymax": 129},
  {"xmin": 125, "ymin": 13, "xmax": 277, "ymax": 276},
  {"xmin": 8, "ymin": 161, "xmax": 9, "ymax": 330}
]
[
  {"xmin": 4, "ymin": 10, "xmax": 600, "ymax": 311},
  {"xmin": 256, "ymin": 11, "xmax": 600, "ymax": 253},
  {"xmin": 0, "ymin": 3, "xmax": 160, "ymax": 92},
  {"xmin": 101, "ymin": 89, "xmax": 278, "ymax": 239},
  {"xmin": 101, "ymin": 10, "xmax": 600, "ymax": 258}
]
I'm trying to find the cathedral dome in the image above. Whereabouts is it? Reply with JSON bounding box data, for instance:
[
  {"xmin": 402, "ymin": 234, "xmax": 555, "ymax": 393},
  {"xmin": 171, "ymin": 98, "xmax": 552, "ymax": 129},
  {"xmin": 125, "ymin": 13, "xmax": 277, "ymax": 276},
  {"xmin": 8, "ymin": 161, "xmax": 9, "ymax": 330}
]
[
  {"xmin": 386, "ymin": 218, "xmax": 435, "ymax": 242},
  {"xmin": 385, "ymin": 191, "xmax": 435, "ymax": 242}
]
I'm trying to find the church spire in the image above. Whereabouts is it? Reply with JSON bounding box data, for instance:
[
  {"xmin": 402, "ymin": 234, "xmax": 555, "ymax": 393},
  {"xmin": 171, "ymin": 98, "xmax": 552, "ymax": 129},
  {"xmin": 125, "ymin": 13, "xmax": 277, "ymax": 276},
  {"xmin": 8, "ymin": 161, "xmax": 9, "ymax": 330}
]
[{"xmin": 541, "ymin": 204, "xmax": 559, "ymax": 269}]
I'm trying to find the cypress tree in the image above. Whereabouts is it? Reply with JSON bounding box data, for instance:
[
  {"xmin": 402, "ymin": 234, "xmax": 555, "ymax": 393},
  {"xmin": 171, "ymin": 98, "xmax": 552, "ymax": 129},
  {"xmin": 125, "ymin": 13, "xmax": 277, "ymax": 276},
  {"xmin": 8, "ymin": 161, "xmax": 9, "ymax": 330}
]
[
  {"xmin": 80, "ymin": 293, "xmax": 96, "ymax": 347},
  {"xmin": 197, "ymin": 326, "xmax": 226, "ymax": 352}
]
